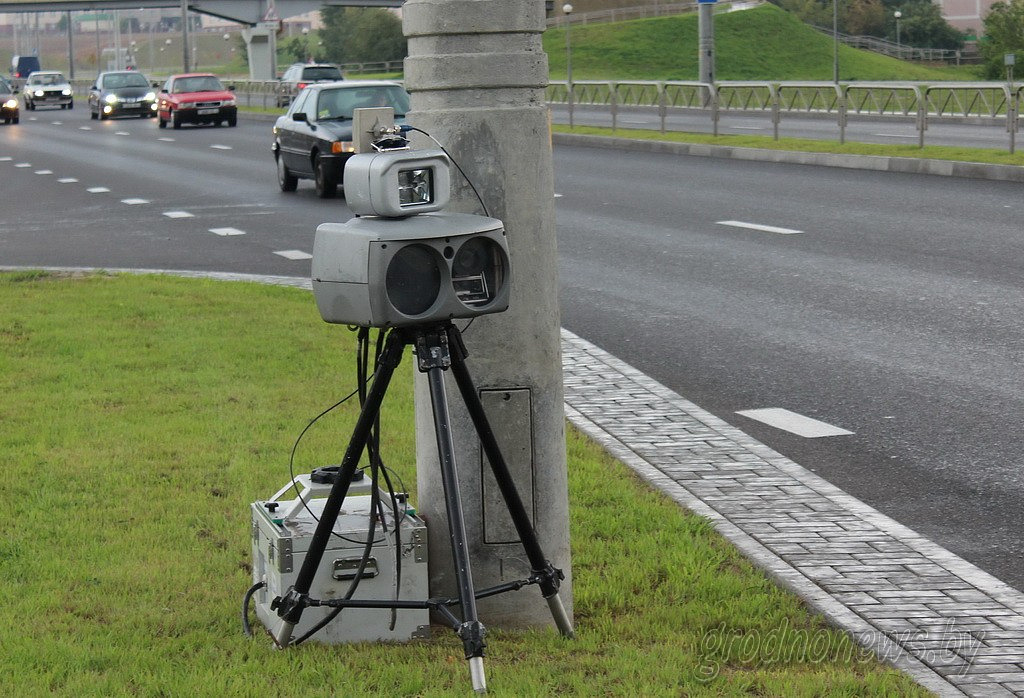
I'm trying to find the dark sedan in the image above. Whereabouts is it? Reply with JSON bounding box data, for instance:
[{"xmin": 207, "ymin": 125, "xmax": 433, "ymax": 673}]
[
  {"xmin": 272, "ymin": 81, "xmax": 410, "ymax": 198},
  {"xmin": 89, "ymin": 71, "xmax": 157, "ymax": 120},
  {"xmin": 1, "ymin": 77, "xmax": 18, "ymax": 124}
]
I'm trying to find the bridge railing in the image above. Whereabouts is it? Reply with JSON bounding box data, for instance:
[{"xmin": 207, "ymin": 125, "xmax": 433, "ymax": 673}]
[{"xmin": 546, "ymin": 80, "xmax": 1024, "ymax": 153}]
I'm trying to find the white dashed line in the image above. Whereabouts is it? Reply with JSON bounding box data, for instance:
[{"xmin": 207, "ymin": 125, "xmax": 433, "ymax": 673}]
[
  {"xmin": 0, "ymin": 157, "xmax": 11, "ymax": 161},
  {"xmin": 115, "ymin": 131, "xmax": 130, "ymax": 136},
  {"xmin": 717, "ymin": 220, "xmax": 804, "ymax": 235},
  {"xmin": 15, "ymin": 163, "xmax": 31, "ymax": 168},
  {"xmin": 28, "ymin": 117, "xmax": 37, "ymax": 121},
  {"xmin": 121, "ymin": 198, "xmax": 150, "ymax": 205},
  {"xmin": 209, "ymin": 227, "xmax": 246, "ymax": 236},
  {"xmin": 158, "ymin": 137, "xmax": 175, "ymax": 142},
  {"xmin": 735, "ymin": 408, "xmax": 854, "ymax": 438},
  {"xmin": 51, "ymin": 121, "xmax": 62, "ymax": 125},
  {"xmin": 79, "ymin": 126, "xmax": 91, "ymax": 131},
  {"xmin": 274, "ymin": 250, "xmax": 313, "ymax": 260},
  {"xmin": 162, "ymin": 211, "xmax": 194, "ymax": 219},
  {"xmin": 58, "ymin": 177, "xmax": 78, "ymax": 183},
  {"xmin": 210, "ymin": 144, "xmax": 232, "ymax": 150},
  {"xmin": 554, "ymin": 193, "xmax": 563, "ymax": 198},
  {"xmin": 35, "ymin": 170, "xmax": 53, "ymax": 175},
  {"xmin": 87, "ymin": 187, "xmax": 110, "ymax": 193}
]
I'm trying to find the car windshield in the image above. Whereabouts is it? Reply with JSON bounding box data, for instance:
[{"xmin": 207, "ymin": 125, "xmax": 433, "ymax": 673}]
[
  {"xmin": 0, "ymin": 79, "xmax": 11, "ymax": 93},
  {"xmin": 30, "ymin": 73, "xmax": 66, "ymax": 86},
  {"xmin": 103, "ymin": 73, "xmax": 150, "ymax": 89},
  {"xmin": 315, "ymin": 85, "xmax": 410, "ymax": 120},
  {"xmin": 172, "ymin": 76, "xmax": 224, "ymax": 93},
  {"xmin": 302, "ymin": 66, "xmax": 342, "ymax": 81}
]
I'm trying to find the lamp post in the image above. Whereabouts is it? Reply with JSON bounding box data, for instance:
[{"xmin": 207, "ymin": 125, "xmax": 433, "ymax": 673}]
[
  {"xmin": 832, "ymin": 0, "xmax": 839, "ymax": 83},
  {"xmin": 894, "ymin": 10, "xmax": 902, "ymax": 56},
  {"xmin": 563, "ymin": 3, "xmax": 574, "ymax": 128},
  {"xmin": 302, "ymin": 26, "xmax": 311, "ymax": 62}
]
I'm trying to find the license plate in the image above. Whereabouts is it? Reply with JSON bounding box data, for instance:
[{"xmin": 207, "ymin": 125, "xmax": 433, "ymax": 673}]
[
  {"xmin": 124, "ymin": 103, "xmax": 141, "ymax": 108},
  {"xmin": 197, "ymin": 108, "xmax": 218, "ymax": 115}
]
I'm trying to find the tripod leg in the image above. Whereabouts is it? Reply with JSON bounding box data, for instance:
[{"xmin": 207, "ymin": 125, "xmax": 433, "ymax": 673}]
[
  {"xmin": 270, "ymin": 329, "xmax": 406, "ymax": 647},
  {"xmin": 445, "ymin": 325, "xmax": 575, "ymax": 639},
  {"xmin": 425, "ymin": 363, "xmax": 488, "ymax": 694}
]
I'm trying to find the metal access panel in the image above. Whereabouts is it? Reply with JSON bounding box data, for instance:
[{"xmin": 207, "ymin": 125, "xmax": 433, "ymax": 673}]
[
  {"xmin": 480, "ymin": 388, "xmax": 535, "ymax": 544},
  {"xmin": 250, "ymin": 491, "xmax": 429, "ymax": 644}
]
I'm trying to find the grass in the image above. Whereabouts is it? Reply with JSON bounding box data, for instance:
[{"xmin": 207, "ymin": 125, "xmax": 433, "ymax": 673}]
[
  {"xmin": 543, "ymin": 4, "xmax": 978, "ymax": 82},
  {"xmin": 0, "ymin": 271, "xmax": 928, "ymax": 696},
  {"xmin": 554, "ymin": 123, "xmax": 1024, "ymax": 166}
]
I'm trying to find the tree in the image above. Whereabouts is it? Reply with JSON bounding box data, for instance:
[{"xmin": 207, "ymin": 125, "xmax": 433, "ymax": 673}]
[
  {"xmin": 845, "ymin": 0, "xmax": 886, "ymax": 36},
  {"xmin": 980, "ymin": 0, "xmax": 1024, "ymax": 78},
  {"xmin": 319, "ymin": 8, "xmax": 406, "ymax": 65},
  {"xmin": 881, "ymin": 0, "xmax": 964, "ymax": 49}
]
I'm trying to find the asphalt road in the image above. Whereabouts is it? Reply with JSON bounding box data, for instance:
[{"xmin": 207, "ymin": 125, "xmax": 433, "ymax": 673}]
[{"xmin": 2, "ymin": 110, "xmax": 1022, "ymax": 592}]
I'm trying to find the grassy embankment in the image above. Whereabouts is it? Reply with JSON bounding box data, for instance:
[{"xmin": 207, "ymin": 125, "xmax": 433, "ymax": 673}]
[{"xmin": 0, "ymin": 271, "xmax": 928, "ymax": 696}]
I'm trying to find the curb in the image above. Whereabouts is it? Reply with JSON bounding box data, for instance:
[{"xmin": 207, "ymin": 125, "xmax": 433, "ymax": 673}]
[{"xmin": 551, "ymin": 132, "xmax": 1024, "ymax": 183}]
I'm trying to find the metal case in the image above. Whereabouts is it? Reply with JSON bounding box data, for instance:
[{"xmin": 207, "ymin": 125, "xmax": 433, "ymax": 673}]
[{"xmin": 250, "ymin": 477, "xmax": 429, "ymax": 644}]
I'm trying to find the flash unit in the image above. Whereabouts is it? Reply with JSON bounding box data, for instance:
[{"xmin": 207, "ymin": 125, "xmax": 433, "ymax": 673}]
[{"xmin": 344, "ymin": 149, "xmax": 451, "ymax": 218}]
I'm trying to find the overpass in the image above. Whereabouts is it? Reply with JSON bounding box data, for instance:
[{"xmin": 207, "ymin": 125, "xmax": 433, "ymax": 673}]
[{"xmin": 0, "ymin": 1, "xmax": 404, "ymax": 79}]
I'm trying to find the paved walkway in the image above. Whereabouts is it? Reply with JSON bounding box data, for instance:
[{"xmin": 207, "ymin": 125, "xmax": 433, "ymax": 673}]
[{"xmin": 560, "ymin": 328, "xmax": 1024, "ymax": 697}]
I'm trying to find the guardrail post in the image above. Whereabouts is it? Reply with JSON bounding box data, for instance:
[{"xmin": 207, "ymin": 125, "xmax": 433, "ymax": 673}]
[
  {"xmin": 838, "ymin": 84, "xmax": 847, "ymax": 145},
  {"xmin": 1008, "ymin": 87, "xmax": 1017, "ymax": 154},
  {"xmin": 711, "ymin": 83, "xmax": 719, "ymax": 137},
  {"xmin": 916, "ymin": 88, "xmax": 926, "ymax": 148},
  {"xmin": 770, "ymin": 83, "xmax": 780, "ymax": 141},
  {"xmin": 610, "ymin": 82, "xmax": 618, "ymax": 133},
  {"xmin": 658, "ymin": 82, "xmax": 666, "ymax": 134}
]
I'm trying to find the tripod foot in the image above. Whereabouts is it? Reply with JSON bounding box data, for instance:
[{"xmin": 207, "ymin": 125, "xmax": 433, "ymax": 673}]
[
  {"xmin": 469, "ymin": 656, "xmax": 487, "ymax": 693},
  {"xmin": 547, "ymin": 593, "xmax": 576, "ymax": 639}
]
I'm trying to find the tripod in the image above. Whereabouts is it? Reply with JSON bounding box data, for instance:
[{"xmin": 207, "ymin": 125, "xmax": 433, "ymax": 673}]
[{"xmin": 270, "ymin": 322, "xmax": 574, "ymax": 693}]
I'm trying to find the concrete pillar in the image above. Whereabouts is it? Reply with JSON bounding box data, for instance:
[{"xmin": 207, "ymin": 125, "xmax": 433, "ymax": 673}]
[
  {"xmin": 242, "ymin": 23, "xmax": 278, "ymax": 80},
  {"xmin": 404, "ymin": 0, "xmax": 573, "ymax": 629}
]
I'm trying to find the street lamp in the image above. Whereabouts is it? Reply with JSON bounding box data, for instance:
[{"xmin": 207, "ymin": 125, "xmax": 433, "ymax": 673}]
[
  {"xmin": 563, "ymin": 3, "xmax": 574, "ymax": 128},
  {"xmin": 302, "ymin": 27, "xmax": 311, "ymax": 62},
  {"xmin": 832, "ymin": 0, "xmax": 839, "ymax": 83},
  {"xmin": 894, "ymin": 11, "xmax": 902, "ymax": 54}
]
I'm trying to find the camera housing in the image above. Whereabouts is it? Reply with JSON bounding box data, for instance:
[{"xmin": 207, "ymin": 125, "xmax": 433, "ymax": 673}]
[
  {"xmin": 312, "ymin": 213, "xmax": 510, "ymax": 328},
  {"xmin": 344, "ymin": 149, "xmax": 452, "ymax": 218}
]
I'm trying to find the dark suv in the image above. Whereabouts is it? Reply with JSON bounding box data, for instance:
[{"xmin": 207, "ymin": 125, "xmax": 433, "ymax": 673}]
[
  {"xmin": 1, "ymin": 77, "xmax": 19, "ymax": 124},
  {"xmin": 277, "ymin": 63, "xmax": 343, "ymax": 106}
]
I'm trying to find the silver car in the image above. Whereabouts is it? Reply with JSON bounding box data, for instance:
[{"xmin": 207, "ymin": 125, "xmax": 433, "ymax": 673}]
[{"xmin": 23, "ymin": 71, "xmax": 74, "ymax": 110}]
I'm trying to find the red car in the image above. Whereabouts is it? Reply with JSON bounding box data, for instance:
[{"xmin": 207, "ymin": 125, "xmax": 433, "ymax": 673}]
[{"xmin": 156, "ymin": 73, "xmax": 237, "ymax": 129}]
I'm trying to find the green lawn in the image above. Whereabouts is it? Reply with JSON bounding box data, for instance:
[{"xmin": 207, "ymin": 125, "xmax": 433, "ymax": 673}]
[
  {"xmin": 544, "ymin": 4, "xmax": 977, "ymax": 82},
  {"xmin": 0, "ymin": 271, "xmax": 928, "ymax": 696}
]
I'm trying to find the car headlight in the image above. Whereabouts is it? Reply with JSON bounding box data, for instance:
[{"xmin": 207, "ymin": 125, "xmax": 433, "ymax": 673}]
[
  {"xmin": 2, "ymin": 99, "xmax": 17, "ymax": 109},
  {"xmin": 144, "ymin": 92, "xmax": 156, "ymax": 102},
  {"xmin": 223, "ymin": 98, "xmax": 236, "ymax": 107},
  {"xmin": 33, "ymin": 90, "xmax": 43, "ymax": 97},
  {"xmin": 104, "ymin": 93, "xmax": 118, "ymax": 104},
  {"xmin": 62, "ymin": 88, "xmax": 72, "ymax": 96}
]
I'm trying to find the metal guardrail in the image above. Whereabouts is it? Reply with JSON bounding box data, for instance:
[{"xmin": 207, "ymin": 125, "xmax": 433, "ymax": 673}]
[{"xmin": 547, "ymin": 80, "xmax": 1024, "ymax": 153}]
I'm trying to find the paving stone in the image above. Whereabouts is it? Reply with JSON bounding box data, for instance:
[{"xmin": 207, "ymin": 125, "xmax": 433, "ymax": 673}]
[{"xmin": 558, "ymin": 329, "xmax": 1024, "ymax": 696}]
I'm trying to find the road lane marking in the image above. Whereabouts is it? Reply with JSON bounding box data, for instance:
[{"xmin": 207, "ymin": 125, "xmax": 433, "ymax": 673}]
[
  {"xmin": 735, "ymin": 408, "xmax": 853, "ymax": 438},
  {"xmin": 121, "ymin": 198, "xmax": 150, "ymax": 205},
  {"xmin": 35, "ymin": 170, "xmax": 52, "ymax": 175},
  {"xmin": 210, "ymin": 144, "xmax": 232, "ymax": 150},
  {"xmin": 717, "ymin": 220, "xmax": 804, "ymax": 235},
  {"xmin": 274, "ymin": 250, "xmax": 313, "ymax": 260},
  {"xmin": 157, "ymin": 137, "xmax": 175, "ymax": 142},
  {"xmin": 0, "ymin": 157, "xmax": 10, "ymax": 161},
  {"xmin": 51, "ymin": 121, "xmax": 62, "ymax": 125},
  {"xmin": 116, "ymin": 131, "xmax": 130, "ymax": 136},
  {"xmin": 79, "ymin": 126, "xmax": 91, "ymax": 131},
  {"xmin": 209, "ymin": 227, "xmax": 246, "ymax": 236},
  {"xmin": 87, "ymin": 187, "xmax": 110, "ymax": 193},
  {"xmin": 57, "ymin": 177, "xmax": 78, "ymax": 183},
  {"xmin": 554, "ymin": 193, "xmax": 563, "ymax": 198},
  {"xmin": 162, "ymin": 210, "xmax": 194, "ymax": 219},
  {"xmin": 15, "ymin": 162, "xmax": 30, "ymax": 168}
]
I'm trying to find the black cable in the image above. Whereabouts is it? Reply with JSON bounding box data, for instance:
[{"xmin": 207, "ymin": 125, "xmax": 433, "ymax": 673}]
[
  {"xmin": 402, "ymin": 125, "xmax": 490, "ymax": 217},
  {"xmin": 242, "ymin": 580, "xmax": 266, "ymax": 637}
]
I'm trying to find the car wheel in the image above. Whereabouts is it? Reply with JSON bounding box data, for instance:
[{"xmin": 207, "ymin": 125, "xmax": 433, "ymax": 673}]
[
  {"xmin": 227, "ymin": 116, "xmax": 237, "ymax": 127},
  {"xmin": 99, "ymin": 111, "xmax": 108, "ymax": 121},
  {"xmin": 11, "ymin": 117, "xmax": 18, "ymax": 124},
  {"xmin": 158, "ymin": 115, "xmax": 166, "ymax": 128},
  {"xmin": 68, "ymin": 101, "xmax": 73, "ymax": 110},
  {"xmin": 276, "ymin": 154, "xmax": 298, "ymax": 193},
  {"xmin": 314, "ymin": 155, "xmax": 337, "ymax": 199},
  {"xmin": 172, "ymin": 111, "xmax": 182, "ymax": 129},
  {"xmin": 90, "ymin": 108, "xmax": 98, "ymax": 120}
]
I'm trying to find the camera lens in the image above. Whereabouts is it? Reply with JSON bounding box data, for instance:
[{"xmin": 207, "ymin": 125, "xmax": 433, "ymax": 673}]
[
  {"xmin": 386, "ymin": 244, "xmax": 442, "ymax": 316},
  {"xmin": 452, "ymin": 237, "xmax": 504, "ymax": 307},
  {"xmin": 453, "ymin": 238, "xmax": 489, "ymax": 276}
]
